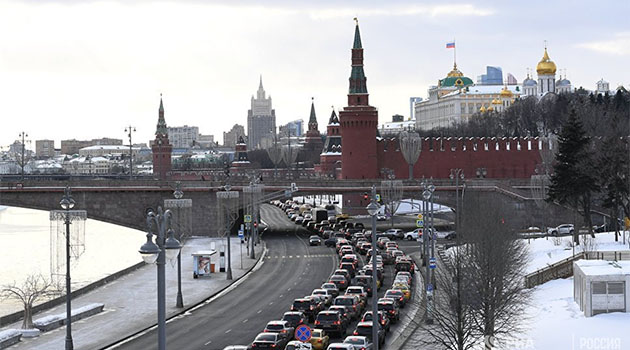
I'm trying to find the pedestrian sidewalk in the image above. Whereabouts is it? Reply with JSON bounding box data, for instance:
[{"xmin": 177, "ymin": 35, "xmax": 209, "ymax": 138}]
[{"xmin": 3, "ymin": 236, "xmax": 264, "ymax": 350}]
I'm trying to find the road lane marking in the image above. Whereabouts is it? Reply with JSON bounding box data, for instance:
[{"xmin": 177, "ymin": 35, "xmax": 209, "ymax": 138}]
[
  {"xmin": 287, "ymin": 288, "xmax": 291, "ymax": 291},
  {"xmin": 269, "ymin": 301, "xmax": 274, "ymax": 305},
  {"xmin": 243, "ymin": 319, "xmax": 248, "ymax": 323},
  {"xmin": 279, "ymin": 294, "xmax": 283, "ymax": 298},
  {"xmin": 257, "ymin": 310, "xmax": 262, "ymax": 314},
  {"xmin": 204, "ymin": 340, "xmax": 212, "ymax": 346},
  {"xmin": 225, "ymin": 329, "xmax": 231, "ymax": 334}
]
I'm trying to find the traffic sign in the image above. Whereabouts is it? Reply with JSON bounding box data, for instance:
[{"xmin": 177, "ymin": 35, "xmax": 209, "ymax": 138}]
[
  {"xmin": 429, "ymin": 257, "xmax": 437, "ymax": 269},
  {"xmin": 427, "ymin": 283, "xmax": 433, "ymax": 292},
  {"xmin": 295, "ymin": 324, "xmax": 312, "ymax": 342},
  {"xmin": 417, "ymin": 213, "xmax": 423, "ymax": 220},
  {"xmin": 244, "ymin": 215, "xmax": 252, "ymax": 223},
  {"xmin": 238, "ymin": 230, "xmax": 244, "ymax": 240},
  {"xmin": 416, "ymin": 219, "xmax": 424, "ymax": 228},
  {"xmin": 375, "ymin": 194, "xmax": 381, "ymax": 202}
]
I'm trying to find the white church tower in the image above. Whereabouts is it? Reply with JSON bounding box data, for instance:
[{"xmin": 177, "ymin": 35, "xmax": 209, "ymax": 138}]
[{"xmin": 536, "ymin": 47, "xmax": 557, "ymax": 96}]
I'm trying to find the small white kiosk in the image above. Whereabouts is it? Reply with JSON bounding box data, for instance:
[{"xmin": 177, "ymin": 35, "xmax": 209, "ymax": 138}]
[{"xmin": 574, "ymin": 260, "xmax": 630, "ymax": 317}]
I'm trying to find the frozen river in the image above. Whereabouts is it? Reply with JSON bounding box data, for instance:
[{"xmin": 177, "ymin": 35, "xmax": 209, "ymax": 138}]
[{"xmin": 0, "ymin": 205, "xmax": 145, "ymax": 316}]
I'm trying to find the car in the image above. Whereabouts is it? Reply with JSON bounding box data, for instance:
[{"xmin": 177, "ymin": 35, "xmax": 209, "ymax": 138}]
[
  {"xmin": 325, "ymin": 237, "xmax": 338, "ymax": 247},
  {"xmin": 360, "ymin": 310, "xmax": 390, "ymax": 333},
  {"xmin": 376, "ymin": 237, "xmax": 390, "ymax": 249},
  {"xmin": 385, "ymin": 241, "xmax": 398, "ymax": 250},
  {"xmin": 333, "ymin": 269, "xmax": 352, "ymax": 283},
  {"xmin": 339, "ymin": 246, "xmax": 354, "ymax": 258},
  {"xmin": 263, "ymin": 320, "xmax": 295, "ymax": 340},
  {"xmin": 548, "ymin": 224, "xmax": 574, "ymax": 236},
  {"xmin": 358, "ymin": 242, "xmax": 372, "ymax": 255},
  {"xmin": 295, "ymin": 216, "xmax": 305, "ymax": 225},
  {"xmin": 345, "ymin": 286, "xmax": 367, "ymax": 307},
  {"xmin": 445, "ymin": 232, "xmax": 457, "ymax": 240},
  {"xmin": 384, "ymin": 289, "xmax": 406, "ymax": 308},
  {"xmin": 309, "ymin": 329, "xmax": 330, "ymax": 350},
  {"xmin": 362, "ymin": 267, "xmax": 384, "ymax": 284},
  {"xmin": 392, "ymin": 282, "xmax": 411, "ymax": 301},
  {"xmin": 322, "ymin": 230, "xmax": 334, "ymax": 238},
  {"xmin": 404, "ymin": 228, "xmax": 422, "ymax": 241},
  {"xmin": 250, "ymin": 332, "xmax": 288, "ymax": 350},
  {"xmin": 376, "ymin": 214, "xmax": 387, "ymax": 221},
  {"xmin": 383, "ymin": 228, "xmax": 404, "ymax": 240},
  {"xmin": 292, "ymin": 298, "xmax": 319, "ymax": 321},
  {"xmin": 307, "ymin": 295, "xmax": 327, "ymax": 313},
  {"xmin": 314, "ymin": 311, "xmax": 347, "ymax": 337},
  {"xmin": 329, "ymin": 275, "xmax": 349, "ymax": 290},
  {"xmin": 352, "ymin": 322, "xmax": 385, "ymax": 346},
  {"xmin": 354, "ymin": 275, "xmax": 374, "ymax": 296},
  {"xmin": 377, "ymin": 298, "xmax": 400, "ymax": 323},
  {"xmin": 285, "ymin": 340, "xmax": 313, "ymax": 350},
  {"xmin": 310, "ymin": 235, "xmax": 323, "ymax": 246},
  {"xmin": 222, "ymin": 346, "xmax": 248, "ymax": 350},
  {"xmin": 326, "ymin": 343, "xmax": 354, "ymax": 350},
  {"xmin": 343, "ymin": 336, "xmax": 373, "ymax": 350},
  {"xmin": 354, "ymin": 222, "xmax": 365, "ymax": 229},
  {"xmin": 332, "ymin": 295, "xmax": 362, "ymax": 319},
  {"xmin": 336, "ymin": 239, "xmax": 350, "ymax": 252},
  {"xmin": 321, "ymin": 282, "xmax": 340, "ymax": 298},
  {"xmin": 395, "ymin": 258, "xmax": 414, "ymax": 273},
  {"xmin": 339, "ymin": 262, "xmax": 357, "ymax": 277},
  {"xmin": 282, "ymin": 311, "xmax": 307, "ymax": 328},
  {"xmin": 328, "ymin": 305, "xmax": 353, "ymax": 324},
  {"xmin": 312, "ymin": 289, "xmax": 334, "ymax": 306},
  {"xmin": 340, "ymin": 254, "xmax": 358, "ymax": 267}
]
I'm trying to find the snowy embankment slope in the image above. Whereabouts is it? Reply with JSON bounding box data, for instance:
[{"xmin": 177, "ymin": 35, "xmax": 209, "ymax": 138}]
[
  {"xmin": 524, "ymin": 232, "xmax": 630, "ymax": 348},
  {"xmin": 525, "ymin": 231, "xmax": 630, "ymax": 274}
]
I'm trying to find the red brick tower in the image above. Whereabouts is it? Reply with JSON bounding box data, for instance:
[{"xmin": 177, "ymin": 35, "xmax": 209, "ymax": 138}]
[
  {"xmin": 339, "ymin": 20, "xmax": 379, "ymax": 179},
  {"xmin": 152, "ymin": 95, "xmax": 172, "ymax": 179}
]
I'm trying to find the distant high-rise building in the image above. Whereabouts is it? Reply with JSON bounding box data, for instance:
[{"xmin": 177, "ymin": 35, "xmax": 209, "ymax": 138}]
[
  {"xmin": 409, "ymin": 97, "xmax": 422, "ymax": 119},
  {"xmin": 247, "ymin": 76, "xmax": 276, "ymax": 150},
  {"xmin": 223, "ymin": 124, "xmax": 245, "ymax": 148},
  {"xmin": 35, "ymin": 140, "xmax": 55, "ymax": 159},
  {"xmin": 477, "ymin": 66, "xmax": 503, "ymax": 85},
  {"xmin": 168, "ymin": 125, "xmax": 199, "ymax": 149},
  {"xmin": 279, "ymin": 120, "xmax": 303, "ymax": 137},
  {"xmin": 196, "ymin": 134, "xmax": 215, "ymax": 148},
  {"xmin": 506, "ymin": 73, "xmax": 518, "ymax": 85}
]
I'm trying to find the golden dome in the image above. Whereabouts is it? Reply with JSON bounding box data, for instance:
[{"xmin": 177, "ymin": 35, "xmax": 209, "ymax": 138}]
[
  {"xmin": 500, "ymin": 86, "xmax": 513, "ymax": 98},
  {"xmin": 447, "ymin": 63, "xmax": 464, "ymax": 77},
  {"xmin": 487, "ymin": 106, "xmax": 495, "ymax": 112},
  {"xmin": 479, "ymin": 105, "xmax": 487, "ymax": 113},
  {"xmin": 492, "ymin": 98, "xmax": 501, "ymax": 105},
  {"xmin": 536, "ymin": 48, "xmax": 557, "ymax": 75}
]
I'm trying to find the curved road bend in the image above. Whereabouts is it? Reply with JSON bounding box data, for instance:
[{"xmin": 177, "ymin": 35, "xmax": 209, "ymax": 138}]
[{"xmin": 111, "ymin": 204, "xmax": 336, "ymax": 350}]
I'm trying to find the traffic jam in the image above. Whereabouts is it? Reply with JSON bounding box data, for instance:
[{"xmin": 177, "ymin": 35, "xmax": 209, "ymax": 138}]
[{"xmin": 226, "ymin": 200, "xmax": 418, "ymax": 350}]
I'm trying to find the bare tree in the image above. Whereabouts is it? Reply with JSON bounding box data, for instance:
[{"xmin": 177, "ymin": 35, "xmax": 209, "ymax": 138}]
[
  {"xmin": 421, "ymin": 244, "xmax": 478, "ymax": 350},
  {"xmin": 462, "ymin": 195, "xmax": 530, "ymax": 347},
  {"xmin": 1, "ymin": 274, "xmax": 56, "ymax": 329}
]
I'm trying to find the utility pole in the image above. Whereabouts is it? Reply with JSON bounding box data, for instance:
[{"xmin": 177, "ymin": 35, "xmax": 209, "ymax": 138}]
[{"xmin": 125, "ymin": 126, "xmax": 136, "ymax": 179}]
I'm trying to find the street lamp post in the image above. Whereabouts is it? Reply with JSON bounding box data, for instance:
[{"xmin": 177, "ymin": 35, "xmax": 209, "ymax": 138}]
[
  {"xmin": 138, "ymin": 207, "xmax": 182, "ymax": 350},
  {"xmin": 217, "ymin": 185, "xmax": 239, "ymax": 280},
  {"xmin": 18, "ymin": 131, "xmax": 28, "ymax": 180},
  {"xmin": 164, "ymin": 182, "xmax": 192, "ymax": 308},
  {"xmin": 59, "ymin": 187, "xmax": 76, "ymax": 350},
  {"xmin": 422, "ymin": 183, "xmax": 435, "ymax": 325},
  {"xmin": 366, "ymin": 186, "xmax": 380, "ymax": 350},
  {"xmin": 450, "ymin": 169, "xmax": 465, "ymax": 233},
  {"xmin": 125, "ymin": 126, "xmax": 136, "ymax": 179}
]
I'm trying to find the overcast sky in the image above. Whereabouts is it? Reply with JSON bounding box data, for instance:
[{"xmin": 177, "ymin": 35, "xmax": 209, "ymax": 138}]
[{"xmin": 1, "ymin": 0, "xmax": 628, "ymax": 149}]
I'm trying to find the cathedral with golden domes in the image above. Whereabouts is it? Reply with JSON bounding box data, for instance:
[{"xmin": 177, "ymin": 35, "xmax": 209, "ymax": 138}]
[{"xmin": 522, "ymin": 47, "xmax": 573, "ymax": 98}]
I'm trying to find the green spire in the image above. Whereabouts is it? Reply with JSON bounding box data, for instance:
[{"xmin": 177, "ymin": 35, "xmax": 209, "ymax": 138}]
[
  {"xmin": 353, "ymin": 21, "xmax": 362, "ymax": 49},
  {"xmin": 309, "ymin": 97, "xmax": 317, "ymax": 124},
  {"xmin": 156, "ymin": 94, "xmax": 168, "ymax": 136}
]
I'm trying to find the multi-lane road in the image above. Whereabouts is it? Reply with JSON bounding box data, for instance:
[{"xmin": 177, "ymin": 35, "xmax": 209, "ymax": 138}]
[
  {"xmin": 111, "ymin": 205, "xmax": 337, "ymax": 350},
  {"xmin": 109, "ymin": 204, "xmax": 425, "ymax": 350}
]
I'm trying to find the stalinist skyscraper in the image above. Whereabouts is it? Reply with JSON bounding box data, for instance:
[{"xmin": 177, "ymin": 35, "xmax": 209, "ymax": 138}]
[{"xmin": 247, "ymin": 76, "xmax": 276, "ymax": 149}]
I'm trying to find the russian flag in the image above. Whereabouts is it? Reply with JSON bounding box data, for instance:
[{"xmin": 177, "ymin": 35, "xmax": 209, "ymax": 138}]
[{"xmin": 446, "ymin": 42, "xmax": 455, "ymax": 49}]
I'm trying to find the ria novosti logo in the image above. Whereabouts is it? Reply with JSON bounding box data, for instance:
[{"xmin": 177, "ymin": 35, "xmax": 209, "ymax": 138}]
[
  {"xmin": 574, "ymin": 336, "xmax": 622, "ymax": 350},
  {"xmin": 484, "ymin": 335, "xmax": 535, "ymax": 349}
]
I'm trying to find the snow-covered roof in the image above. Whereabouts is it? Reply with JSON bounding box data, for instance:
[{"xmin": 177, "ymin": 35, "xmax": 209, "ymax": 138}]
[
  {"xmin": 575, "ymin": 259, "xmax": 630, "ymax": 276},
  {"xmin": 80, "ymin": 145, "xmax": 140, "ymax": 151}
]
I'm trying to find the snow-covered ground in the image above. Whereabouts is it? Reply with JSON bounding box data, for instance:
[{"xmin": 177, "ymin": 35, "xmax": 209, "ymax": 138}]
[
  {"xmin": 395, "ymin": 198, "xmax": 452, "ymax": 215},
  {"xmin": 521, "ymin": 232, "xmax": 630, "ymax": 349},
  {"xmin": 525, "ymin": 232, "xmax": 630, "ymax": 274},
  {"xmin": 523, "ymin": 278, "xmax": 630, "ymax": 349}
]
